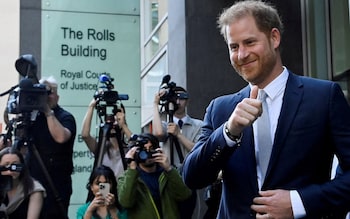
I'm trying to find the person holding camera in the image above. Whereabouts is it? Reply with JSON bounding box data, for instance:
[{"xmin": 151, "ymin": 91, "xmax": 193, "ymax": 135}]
[
  {"xmin": 77, "ymin": 165, "xmax": 127, "ymax": 219},
  {"xmin": 153, "ymin": 86, "xmax": 204, "ymax": 218},
  {"xmin": 26, "ymin": 76, "xmax": 76, "ymax": 219},
  {"xmin": 153, "ymin": 86, "xmax": 202, "ymax": 167},
  {"xmin": 0, "ymin": 147, "xmax": 46, "ymax": 219},
  {"xmin": 117, "ymin": 133, "xmax": 191, "ymax": 219},
  {"xmin": 81, "ymin": 97, "xmax": 132, "ymax": 179}
]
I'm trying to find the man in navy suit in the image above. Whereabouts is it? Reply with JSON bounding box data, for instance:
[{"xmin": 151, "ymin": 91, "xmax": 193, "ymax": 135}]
[{"xmin": 182, "ymin": 1, "xmax": 350, "ymax": 218}]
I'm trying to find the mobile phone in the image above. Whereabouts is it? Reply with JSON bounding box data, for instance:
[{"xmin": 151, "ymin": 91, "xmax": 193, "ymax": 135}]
[{"xmin": 99, "ymin": 182, "xmax": 110, "ymax": 199}]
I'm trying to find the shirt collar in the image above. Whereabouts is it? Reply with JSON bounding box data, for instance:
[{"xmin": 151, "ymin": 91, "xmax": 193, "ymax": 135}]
[
  {"xmin": 250, "ymin": 67, "xmax": 289, "ymax": 100},
  {"xmin": 264, "ymin": 67, "xmax": 288, "ymax": 100},
  {"xmin": 174, "ymin": 115, "xmax": 188, "ymax": 124}
]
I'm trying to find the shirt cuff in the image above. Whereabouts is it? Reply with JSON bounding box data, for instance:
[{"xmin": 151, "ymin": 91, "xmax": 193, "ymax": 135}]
[
  {"xmin": 222, "ymin": 123, "xmax": 237, "ymax": 147},
  {"xmin": 290, "ymin": 190, "xmax": 306, "ymax": 218}
]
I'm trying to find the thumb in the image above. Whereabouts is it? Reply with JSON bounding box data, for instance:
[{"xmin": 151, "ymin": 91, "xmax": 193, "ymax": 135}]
[{"xmin": 250, "ymin": 85, "xmax": 259, "ymax": 99}]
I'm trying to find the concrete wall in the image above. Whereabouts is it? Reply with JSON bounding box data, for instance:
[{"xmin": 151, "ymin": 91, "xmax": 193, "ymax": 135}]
[{"xmin": 0, "ymin": 1, "xmax": 20, "ymax": 132}]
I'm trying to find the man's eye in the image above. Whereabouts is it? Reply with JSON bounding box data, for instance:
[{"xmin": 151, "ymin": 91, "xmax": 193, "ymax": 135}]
[{"xmin": 230, "ymin": 45, "xmax": 238, "ymax": 51}]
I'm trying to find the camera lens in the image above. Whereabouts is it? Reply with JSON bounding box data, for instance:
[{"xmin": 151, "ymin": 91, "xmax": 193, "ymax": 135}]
[
  {"xmin": 99, "ymin": 184, "xmax": 105, "ymax": 189},
  {"xmin": 138, "ymin": 151, "xmax": 148, "ymax": 161}
]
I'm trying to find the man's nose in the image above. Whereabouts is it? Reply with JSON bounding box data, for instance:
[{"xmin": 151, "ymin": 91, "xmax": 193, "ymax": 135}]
[{"xmin": 237, "ymin": 46, "xmax": 249, "ymax": 60}]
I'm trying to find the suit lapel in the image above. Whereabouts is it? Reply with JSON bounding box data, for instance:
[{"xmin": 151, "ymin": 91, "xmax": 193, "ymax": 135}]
[{"xmin": 264, "ymin": 72, "xmax": 304, "ymax": 182}]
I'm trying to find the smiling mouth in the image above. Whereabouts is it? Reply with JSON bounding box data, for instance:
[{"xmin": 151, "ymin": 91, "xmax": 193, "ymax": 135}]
[{"xmin": 239, "ymin": 59, "xmax": 256, "ymax": 67}]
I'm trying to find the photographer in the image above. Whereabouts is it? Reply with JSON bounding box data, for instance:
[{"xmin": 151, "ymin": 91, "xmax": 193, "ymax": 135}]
[
  {"xmin": 153, "ymin": 86, "xmax": 204, "ymax": 218},
  {"xmin": 117, "ymin": 133, "xmax": 191, "ymax": 219},
  {"xmin": 0, "ymin": 147, "xmax": 46, "ymax": 219},
  {"xmin": 26, "ymin": 76, "xmax": 76, "ymax": 219},
  {"xmin": 153, "ymin": 86, "xmax": 202, "ymax": 167},
  {"xmin": 81, "ymin": 97, "xmax": 132, "ymax": 179}
]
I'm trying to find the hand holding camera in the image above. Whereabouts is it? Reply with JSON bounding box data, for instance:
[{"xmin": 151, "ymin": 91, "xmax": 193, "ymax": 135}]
[
  {"xmin": 125, "ymin": 147, "xmax": 138, "ymax": 169},
  {"xmin": 151, "ymin": 148, "xmax": 172, "ymax": 172}
]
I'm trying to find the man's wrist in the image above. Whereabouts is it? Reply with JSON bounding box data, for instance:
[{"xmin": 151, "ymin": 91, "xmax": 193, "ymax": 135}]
[
  {"xmin": 164, "ymin": 165, "xmax": 173, "ymax": 172},
  {"xmin": 46, "ymin": 110, "xmax": 54, "ymax": 117},
  {"xmin": 126, "ymin": 158, "xmax": 135, "ymax": 164},
  {"xmin": 224, "ymin": 122, "xmax": 242, "ymax": 145},
  {"xmin": 126, "ymin": 158, "xmax": 137, "ymax": 169}
]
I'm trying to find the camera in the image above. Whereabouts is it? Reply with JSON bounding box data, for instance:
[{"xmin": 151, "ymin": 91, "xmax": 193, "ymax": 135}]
[
  {"xmin": 7, "ymin": 55, "xmax": 49, "ymax": 114},
  {"xmin": 0, "ymin": 164, "xmax": 23, "ymax": 172},
  {"xmin": 93, "ymin": 74, "xmax": 129, "ymax": 125},
  {"xmin": 7, "ymin": 82, "xmax": 48, "ymax": 114},
  {"xmin": 93, "ymin": 74, "xmax": 129, "ymax": 105},
  {"xmin": 159, "ymin": 75, "xmax": 178, "ymax": 108},
  {"xmin": 128, "ymin": 134, "xmax": 158, "ymax": 163}
]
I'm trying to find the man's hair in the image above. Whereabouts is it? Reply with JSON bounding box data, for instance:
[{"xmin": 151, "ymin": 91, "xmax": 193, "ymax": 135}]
[
  {"xmin": 39, "ymin": 75, "xmax": 58, "ymax": 86},
  {"xmin": 39, "ymin": 75, "xmax": 58, "ymax": 93},
  {"xmin": 139, "ymin": 133, "xmax": 160, "ymax": 149},
  {"xmin": 218, "ymin": 0, "xmax": 284, "ymax": 42}
]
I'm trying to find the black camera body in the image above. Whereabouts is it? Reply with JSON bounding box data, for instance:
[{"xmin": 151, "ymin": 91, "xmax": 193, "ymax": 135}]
[
  {"xmin": 93, "ymin": 74, "xmax": 129, "ymax": 126},
  {"xmin": 93, "ymin": 74, "xmax": 129, "ymax": 106},
  {"xmin": 7, "ymin": 80, "xmax": 48, "ymax": 114},
  {"xmin": 160, "ymin": 81, "xmax": 177, "ymax": 104},
  {"xmin": 7, "ymin": 54, "xmax": 48, "ymax": 115},
  {"xmin": 18, "ymin": 83, "xmax": 48, "ymax": 113},
  {"xmin": 129, "ymin": 134, "xmax": 157, "ymax": 163},
  {"xmin": 135, "ymin": 147, "xmax": 157, "ymax": 163},
  {"xmin": 158, "ymin": 75, "xmax": 180, "ymax": 113},
  {"xmin": 94, "ymin": 90, "xmax": 129, "ymax": 106}
]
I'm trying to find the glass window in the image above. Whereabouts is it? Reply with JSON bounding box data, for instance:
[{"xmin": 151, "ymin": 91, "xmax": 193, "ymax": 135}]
[
  {"xmin": 301, "ymin": 0, "xmax": 329, "ymax": 79},
  {"xmin": 330, "ymin": 0, "xmax": 350, "ymax": 78},
  {"xmin": 327, "ymin": 0, "xmax": 350, "ymax": 101},
  {"xmin": 141, "ymin": 53, "xmax": 167, "ymax": 123},
  {"xmin": 142, "ymin": 0, "xmax": 168, "ymax": 66},
  {"xmin": 141, "ymin": 0, "xmax": 169, "ymax": 126},
  {"xmin": 143, "ymin": 0, "xmax": 167, "ymax": 37},
  {"xmin": 144, "ymin": 20, "xmax": 168, "ymax": 64}
]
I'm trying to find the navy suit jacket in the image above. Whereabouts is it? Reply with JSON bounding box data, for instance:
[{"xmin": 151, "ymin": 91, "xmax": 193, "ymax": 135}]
[{"xmin": 182, "ymin": 72, "xmax": 350, "ymax": 218}]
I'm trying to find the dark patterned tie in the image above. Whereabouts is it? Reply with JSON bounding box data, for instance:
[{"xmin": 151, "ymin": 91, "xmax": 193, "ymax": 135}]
[{"xmin": 178, "ymin": 119, "xmax": 183, "ymax": 129}]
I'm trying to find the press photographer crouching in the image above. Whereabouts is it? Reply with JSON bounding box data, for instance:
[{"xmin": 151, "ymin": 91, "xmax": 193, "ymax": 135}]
[
  {"xmin": 0, "ymin": 147, "xmax": 46, "ymax": 219},
  {"xmin": 117, "ymin": 133, "xmax": 191, "ymax": 219}
]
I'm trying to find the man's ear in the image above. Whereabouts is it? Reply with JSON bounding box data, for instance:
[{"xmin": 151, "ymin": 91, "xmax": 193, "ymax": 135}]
[{"xmin": 270, "ymin": 27, "xmax": 281, "ymax": 49}]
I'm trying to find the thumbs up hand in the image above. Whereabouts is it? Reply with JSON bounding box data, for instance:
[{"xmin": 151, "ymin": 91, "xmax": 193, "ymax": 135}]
[{"xmin": 226, "ymin": 85, "xmax": 263, "ymax": 136}]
